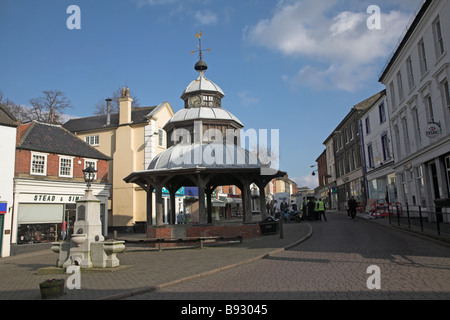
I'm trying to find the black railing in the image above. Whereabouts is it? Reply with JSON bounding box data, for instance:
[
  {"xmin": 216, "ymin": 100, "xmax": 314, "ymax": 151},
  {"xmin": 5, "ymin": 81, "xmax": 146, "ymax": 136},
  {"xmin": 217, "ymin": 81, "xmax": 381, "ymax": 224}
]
[{"xmin": 387, "ymin": 204, "xmax": 450, "ymax": 238}]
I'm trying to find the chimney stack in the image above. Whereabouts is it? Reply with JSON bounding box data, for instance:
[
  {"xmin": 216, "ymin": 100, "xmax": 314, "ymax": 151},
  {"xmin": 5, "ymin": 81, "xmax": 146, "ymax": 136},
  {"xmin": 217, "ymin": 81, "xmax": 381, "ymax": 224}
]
[
  {"xmin": 105, "ymin": 98, "xmax": 112, "ymax": 126},
  {"xmin": 119, "ymin": 87, "xmax": 133, "ymax": 125}
]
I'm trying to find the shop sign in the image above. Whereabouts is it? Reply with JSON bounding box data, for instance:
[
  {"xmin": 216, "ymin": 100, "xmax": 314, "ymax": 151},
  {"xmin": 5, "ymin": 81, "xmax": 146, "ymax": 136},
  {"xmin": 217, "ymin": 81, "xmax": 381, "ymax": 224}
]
[
  {"xmin": 162, "ymin": 187, "xmax": 185, "ymax": 196},
  {"xmin": 426, "ymin": 122, "xmax": 441, "ymax": 138},
  {"xmin": 22, "ymin": 194, "xmax": 83, "ymax": 204},
  {"xmin": 0, "ymin": 202, "xmax": 7, "ymax": 214}
]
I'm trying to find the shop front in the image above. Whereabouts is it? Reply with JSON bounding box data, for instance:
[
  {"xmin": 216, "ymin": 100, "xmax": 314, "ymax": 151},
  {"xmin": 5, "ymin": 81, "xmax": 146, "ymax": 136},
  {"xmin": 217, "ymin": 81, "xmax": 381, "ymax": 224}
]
[
  {"xmin": 336, "ymin": 172, "xmax": 366, "ymax": 212},
  {"xmin": 12, "ymin": 179, "xmax": 110, "ymax": 252}
]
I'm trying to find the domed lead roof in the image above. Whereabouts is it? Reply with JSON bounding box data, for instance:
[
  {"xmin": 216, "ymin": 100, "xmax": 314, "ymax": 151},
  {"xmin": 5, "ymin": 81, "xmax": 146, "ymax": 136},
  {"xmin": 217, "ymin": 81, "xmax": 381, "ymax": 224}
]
[
  {"xmin": 165, "ymin": 107, "xmax": 243, "ymax": 129},
  {"xmin": 181, "ymin": 71, "xmax": 225, "ymax": 98},
  {"xmin": 148, "ymin": 143, "xmax": 261, "ymax": 171}
]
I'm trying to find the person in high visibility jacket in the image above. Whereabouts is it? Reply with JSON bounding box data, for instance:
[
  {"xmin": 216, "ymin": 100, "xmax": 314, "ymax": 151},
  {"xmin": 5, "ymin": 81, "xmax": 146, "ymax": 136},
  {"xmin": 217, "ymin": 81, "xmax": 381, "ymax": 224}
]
[
  {"xmin": 313, "ymin": 198, "xmax": 320, "ymax": 220},
  {"xmin": 316, "ymin": 198, "xmax": 327, "ymax": 221}
]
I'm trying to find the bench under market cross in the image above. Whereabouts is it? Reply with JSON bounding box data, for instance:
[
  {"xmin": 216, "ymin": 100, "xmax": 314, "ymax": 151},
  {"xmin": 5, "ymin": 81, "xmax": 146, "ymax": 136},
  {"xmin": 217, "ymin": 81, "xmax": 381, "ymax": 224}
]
[{"xmin": 120, "ymin": 235, "xmax": 243, "ymax": 251}]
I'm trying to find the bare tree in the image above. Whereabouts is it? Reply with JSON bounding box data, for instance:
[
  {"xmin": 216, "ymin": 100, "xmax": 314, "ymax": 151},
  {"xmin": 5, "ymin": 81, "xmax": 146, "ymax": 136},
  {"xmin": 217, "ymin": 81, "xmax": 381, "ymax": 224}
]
[
  {"xmin": 94, "ymin": 86, "xmax": 140, "ymax": 116},
  {"xmin": 0, "ymin": 90, "xmax": 31, "ymax": 122},
  {"xmin": 29, "ymin": 90, "xmax": 73, "ymax": 124},
  {"xmin": 250, "ymin": 143, "xmax": 279, "ymax": 168}
]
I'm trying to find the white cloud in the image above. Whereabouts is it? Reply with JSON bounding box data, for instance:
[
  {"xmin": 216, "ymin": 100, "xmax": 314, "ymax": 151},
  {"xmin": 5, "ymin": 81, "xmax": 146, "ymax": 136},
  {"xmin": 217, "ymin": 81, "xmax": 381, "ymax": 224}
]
[
  {"xmin": 292, "ymin": 175, "xmax": 318, "ymax": 189},
  {"xmin": 135, "ymin": 0, "xmax": 177, "ymax": 7},
  {"xmin": 238, "ymin": 91, "xmax": 259, "ymax": 106},
  {"xmin": 244, "ymin": 0, "xmax": 412, "ymax": 92},
  {"xmin": 195, "ymin": 10, "xmax": 218, "ymax": 25}
]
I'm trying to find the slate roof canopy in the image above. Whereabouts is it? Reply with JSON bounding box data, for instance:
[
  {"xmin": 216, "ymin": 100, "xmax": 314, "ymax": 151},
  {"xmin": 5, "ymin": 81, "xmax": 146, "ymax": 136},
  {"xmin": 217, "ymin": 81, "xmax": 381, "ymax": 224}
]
[
  {"xmin": 18, "ymin": 121, "xmax": 111, "ymax": 160},
  {"xmin": 63, "ymin": 106, "xmax": 158, "ymax": 133}
]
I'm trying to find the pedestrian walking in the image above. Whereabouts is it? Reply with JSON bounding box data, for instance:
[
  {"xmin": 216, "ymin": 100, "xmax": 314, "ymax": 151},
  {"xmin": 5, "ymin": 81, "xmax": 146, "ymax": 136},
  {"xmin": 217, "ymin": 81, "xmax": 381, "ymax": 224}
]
[
  {"xmin": 301, "ymin": 198, "xmax": 307, "ymax": 221},
  {"xmin": 177, "ymin": 211, "xmax": 185, "ymax": 224},
  {"xmin": 307, "ymin": 198, "xmax": 315, "ymax": 221},
  {"xmin": 317, "ymin": 198, "xmax": 327, "ymax": 221},
  {"xmin": 280, "ymin": 199, "xmax": 289, "ymax": 212},
  {"xmin": 348, "ymin": 197, "xmax": 357, "ymax": 220},
  {"xmin": 313, "ymin": 198, "xmax": 320, "ymax": 220},
  {"xmin": 273, "ymin": 200, "xmax": 280, "ymax": 219}
]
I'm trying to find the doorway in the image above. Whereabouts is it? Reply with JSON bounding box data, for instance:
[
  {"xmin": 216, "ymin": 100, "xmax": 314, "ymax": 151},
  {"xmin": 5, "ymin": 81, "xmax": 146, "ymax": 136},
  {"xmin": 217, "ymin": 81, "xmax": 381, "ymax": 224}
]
[{"xmin": 430, "ymin": 163, "xmax": 443, "ymax": 223}]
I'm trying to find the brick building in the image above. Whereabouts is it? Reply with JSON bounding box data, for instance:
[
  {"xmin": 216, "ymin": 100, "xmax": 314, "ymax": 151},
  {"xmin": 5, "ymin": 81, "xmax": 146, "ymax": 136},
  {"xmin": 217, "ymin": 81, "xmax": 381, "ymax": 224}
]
[{"xmin": 11, "ymin": 121, "xmax": 111, "ymax": 254}]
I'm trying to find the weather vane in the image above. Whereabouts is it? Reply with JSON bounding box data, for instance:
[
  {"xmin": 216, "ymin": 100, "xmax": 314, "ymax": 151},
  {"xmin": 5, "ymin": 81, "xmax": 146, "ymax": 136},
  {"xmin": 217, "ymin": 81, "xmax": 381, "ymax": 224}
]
[{"xmin": 190, "ymin": 31, "xmax": 211, "ymax": 61}]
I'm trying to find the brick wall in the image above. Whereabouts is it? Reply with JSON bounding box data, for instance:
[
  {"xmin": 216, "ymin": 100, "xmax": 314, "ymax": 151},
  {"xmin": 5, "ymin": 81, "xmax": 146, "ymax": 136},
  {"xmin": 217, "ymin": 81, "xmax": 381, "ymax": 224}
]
[
  {"xmin": 186, "ymin": 224, "xmax": 261, "ymax": 239},
  {"xmin": 147, "ymin": 224, "xmax": 261, "ymax": 240},
  {"xmin": 15, "ymin": 148, "xmax": 109, "ymax": 183}
]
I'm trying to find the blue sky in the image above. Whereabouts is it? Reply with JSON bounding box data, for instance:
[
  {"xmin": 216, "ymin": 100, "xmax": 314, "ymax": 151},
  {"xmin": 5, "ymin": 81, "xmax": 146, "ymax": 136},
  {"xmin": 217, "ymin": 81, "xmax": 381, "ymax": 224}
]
[{"xmin": 0, "ymin": 0, "xmax": 422, "ymax": 188}]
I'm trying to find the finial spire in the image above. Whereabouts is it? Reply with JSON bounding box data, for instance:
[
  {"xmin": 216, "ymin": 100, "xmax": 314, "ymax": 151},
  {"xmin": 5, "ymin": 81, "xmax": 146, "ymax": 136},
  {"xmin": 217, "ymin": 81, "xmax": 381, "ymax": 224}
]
[{"xmin": 190, "ymin": 31, "xmax": 210, "ymax": 72}]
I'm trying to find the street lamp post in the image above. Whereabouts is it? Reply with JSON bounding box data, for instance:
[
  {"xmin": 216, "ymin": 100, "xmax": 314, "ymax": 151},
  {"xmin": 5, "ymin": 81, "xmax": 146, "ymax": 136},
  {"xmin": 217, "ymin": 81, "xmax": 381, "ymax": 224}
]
[{"xmin": 82, "ymin": 166, "xmax": 97, "ymax": 190}]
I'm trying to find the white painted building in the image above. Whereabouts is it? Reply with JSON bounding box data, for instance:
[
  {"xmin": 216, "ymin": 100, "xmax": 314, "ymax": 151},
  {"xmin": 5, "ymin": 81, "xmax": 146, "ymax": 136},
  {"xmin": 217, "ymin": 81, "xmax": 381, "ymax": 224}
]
[
  {"xmin": 359, "ymin": 91, "xmax": 398, "ymax": 206},
  {"xmin": 0, "ymin": 105, "xmax": 18, "ymax": 257},
  {"xmin": 323, "ymin": 135, "xmax": 337, "ymax": 210},
  {"xmin": 379, "ymin": 0, "xmax": 450, "ymax": 221}
]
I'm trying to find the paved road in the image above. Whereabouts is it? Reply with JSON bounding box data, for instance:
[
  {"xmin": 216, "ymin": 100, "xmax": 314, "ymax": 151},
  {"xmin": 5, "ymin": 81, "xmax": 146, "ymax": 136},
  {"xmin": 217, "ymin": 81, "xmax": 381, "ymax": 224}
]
[{"xmin": 127, "ymin": 212, "xmax": 450, "ymax": 300}]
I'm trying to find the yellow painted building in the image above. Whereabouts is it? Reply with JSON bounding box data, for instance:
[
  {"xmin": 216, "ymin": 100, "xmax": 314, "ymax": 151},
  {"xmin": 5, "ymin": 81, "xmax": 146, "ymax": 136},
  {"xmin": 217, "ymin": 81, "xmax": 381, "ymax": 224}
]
[{"xmin": 64, "ymin": 88, "xmax": 175, "ymax": 229}]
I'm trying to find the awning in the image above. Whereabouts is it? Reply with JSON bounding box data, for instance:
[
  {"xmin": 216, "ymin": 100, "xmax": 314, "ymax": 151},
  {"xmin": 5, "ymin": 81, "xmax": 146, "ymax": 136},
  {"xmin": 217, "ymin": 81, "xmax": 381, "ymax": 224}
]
[{"xmin": 212, "ymin": 198, "xmax": 226, "ymax": 207}]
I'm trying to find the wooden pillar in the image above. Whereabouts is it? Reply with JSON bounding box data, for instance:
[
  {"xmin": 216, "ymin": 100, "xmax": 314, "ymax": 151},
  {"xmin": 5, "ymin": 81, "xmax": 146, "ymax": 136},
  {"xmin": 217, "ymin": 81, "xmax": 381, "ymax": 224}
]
[
  {"xmin": 242, "ymin": 178, "xmax": 252, "ymax": 223},
  {"xmin": 197, "ymin": 175, "xmax": 207, "ymax": 224},
  {"xmin": 146, "ymin": 185, "xmax": 153, "ymax": 227},
  {"xmin": 155, "ymin": 186, "xmax": 163, "ymax": 226},
  {"xmin": 169, "ymin": 188, "xmax": 176, "ymax": 225},
  {"xmin": 258, "ymin": 184, "xmax": 267, "ymax": 220},
  {"xmin": 206, "ymin": 189, "xmax": 213, "ymax": 224}
]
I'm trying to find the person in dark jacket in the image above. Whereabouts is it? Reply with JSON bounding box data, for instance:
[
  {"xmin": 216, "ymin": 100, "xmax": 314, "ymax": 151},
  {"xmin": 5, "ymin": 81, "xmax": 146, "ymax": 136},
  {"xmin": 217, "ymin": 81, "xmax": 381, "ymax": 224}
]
[
  {"xmin": 307, "ymin": 198, "xmax": 316, "ymax": 221},
  {"xmin": 348, "ymin": 197, "xmax": 358, "ymax": 220}
]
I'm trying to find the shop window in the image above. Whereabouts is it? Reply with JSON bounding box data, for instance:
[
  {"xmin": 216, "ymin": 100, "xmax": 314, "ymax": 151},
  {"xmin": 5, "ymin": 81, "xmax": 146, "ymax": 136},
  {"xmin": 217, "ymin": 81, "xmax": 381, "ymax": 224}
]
[
  {"xmin": 31, "ymin": 152, "xmax": 47, "ymax": 176},
  {"xmin": 400, "ymin": 173, "xmax": 408, "ymax": 203},
  {"xmin": 417, "ymin": 166, "xmax": 426, "ymax": 206}
]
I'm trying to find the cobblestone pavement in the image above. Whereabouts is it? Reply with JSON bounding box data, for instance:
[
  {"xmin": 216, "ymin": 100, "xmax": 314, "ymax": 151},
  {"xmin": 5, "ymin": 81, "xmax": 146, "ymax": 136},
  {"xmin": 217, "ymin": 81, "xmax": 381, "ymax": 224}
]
[
  {"xmin": 126, "ymin": 212, "xmax": 450, "ymax": 300},
  {"xmin": 0, "ymin": 221, "xmax": 311, "ymax": 300}
]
